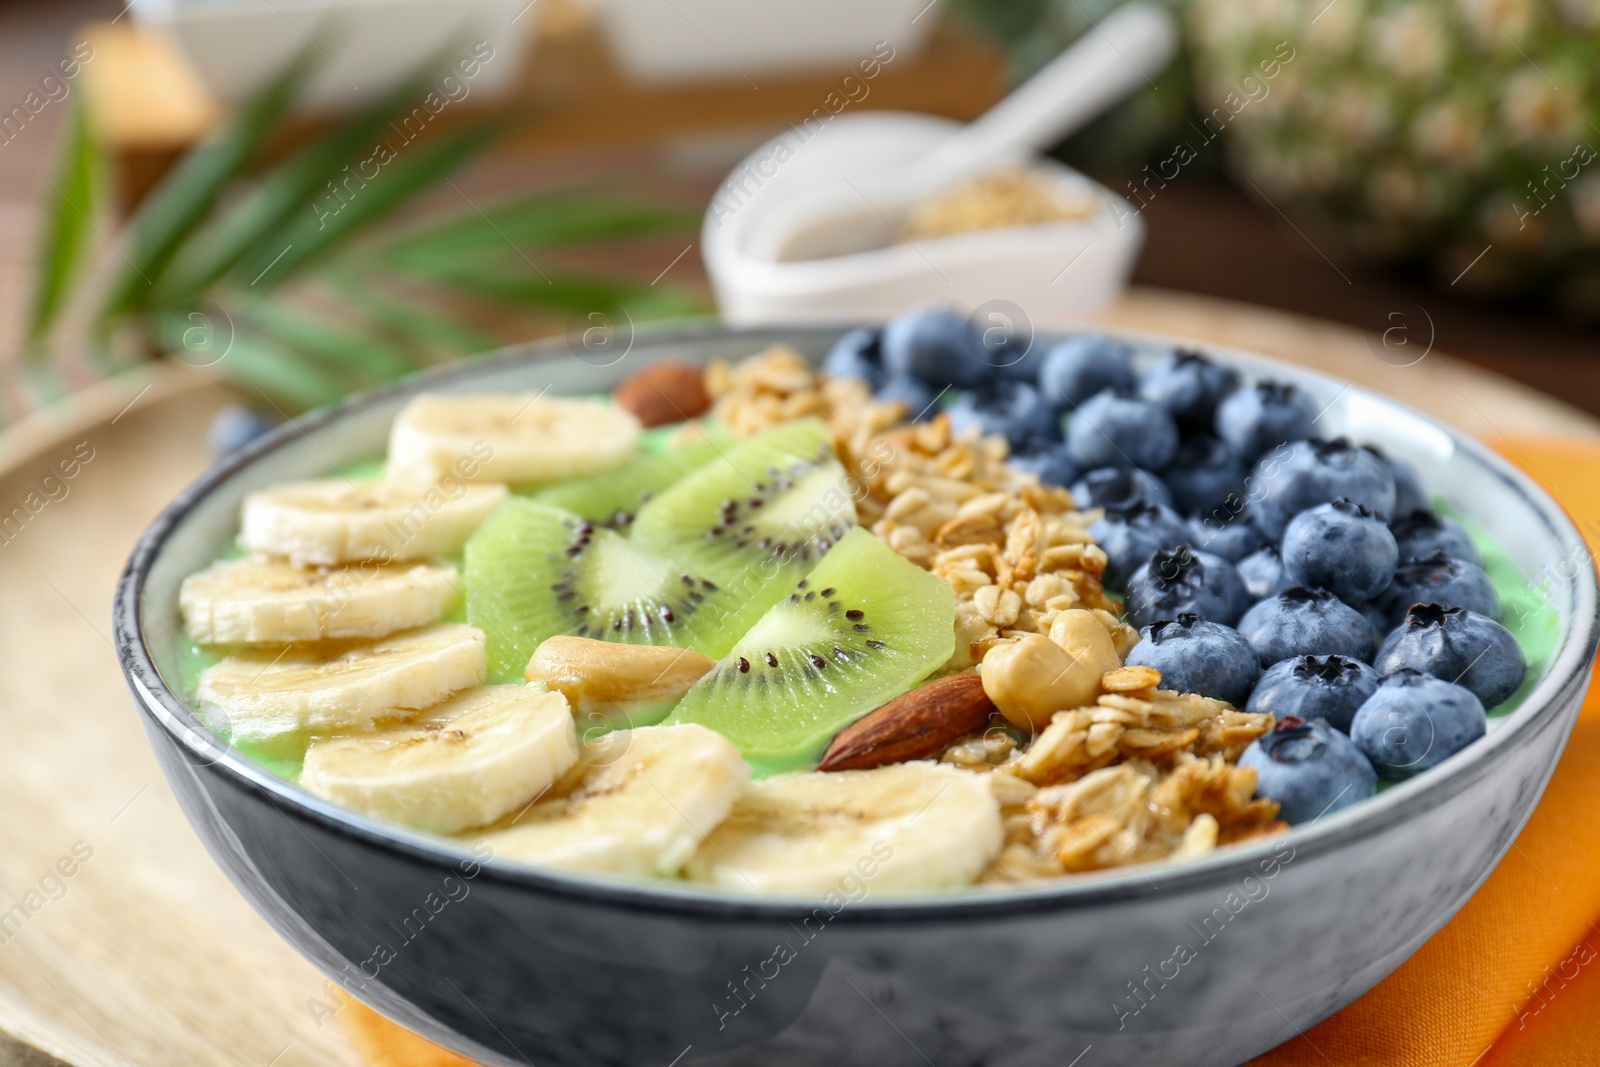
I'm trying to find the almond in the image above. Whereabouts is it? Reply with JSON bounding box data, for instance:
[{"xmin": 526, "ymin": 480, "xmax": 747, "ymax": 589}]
[
  {"xmin": 817, "ymin": 674, "xmax": 997, "ymax": 772},
  {"xmin": 614, "ymin": 360, "xmax": 711, "ymax": 428}
]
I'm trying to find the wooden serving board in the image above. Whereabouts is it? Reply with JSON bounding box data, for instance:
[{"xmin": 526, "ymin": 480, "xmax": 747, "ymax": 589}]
[{"xmin": 0, "ymin": 288, "xmax": 1593, "ymax": 1067}]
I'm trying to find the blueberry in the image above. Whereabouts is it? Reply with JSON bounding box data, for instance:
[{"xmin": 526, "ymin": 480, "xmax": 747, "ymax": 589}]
[
  {"xmin": 1375, "ymin": 552, "xmax": 1500, "ymax": 628},
  {"xmin": 1065, "ymin": 390, "xmax": 1180, "ymax": 472},
  {"xmin": 1391, "ymin": 510, "xmax": 1480, "ymax": 567},
  {"xmin": 1188, "ymin": 513, "xmax": 1269, "ymax": 563},
  {"xmin": 1367, "ymin": 445, "xmax": 1429, "ymax": 517},
  {"xmin": 1251, "ymin": 437, "xmax": 1398, "ymax": 538},
  {"xmin": 1374, "ymin": 603, "xmax": 1527, "ymax": 708},
  {"xmin": 1125, "ymin": 545, "xmax": 1251, "ymax": 628},
  {"xmin": 881, "ymin": 306, "xmax": 984, "ymax": 387},
  {"xmin": 1237, "ymin": 587, "xmax": 1377, "ymax": 667},
  {"xmin": 1240, "ymin": 716, "xmax": 1378, "ymax": 824},
  {"xmin": 1280, "ymin": 499, "xmax": 1399, "ymax": 603},
  {"xmin": 875, "ymin": 373, "xmax": 939, "ymax": 419},
  {"xmin": 1163, "ymin": 435, "xmax": 1247, "ymax": 516},
  {"xmin": 822, "ymin": 327, "xmax": 885, "ymax": 387},
  {"xmin": 1038, "ymin": 334, "xmax": 1136, "ymax": 409},
  {"xmin": 1124, "ymin": 613, "xmax": 1261, "ymax": 706},
  {"xmin": 1245, "ymin": 655, "xmax": 1379, "ymax": 733},
  {"xmin": 1088, "ymin": 503, "xmax": 1191, "ymax": 588},
  {"xmin": 1238, "ymin": 544, "xmax": 1291, "ymax": 600},
  {"xmin": 1349, "ymin": 669, "xmax": 1486, "ymax": 779},
  {"xmin": 1139, "ymin": 349, "xmax": 1239, "ymax": 434},
  {"xmin": 1215, "ymin": 380, "xmax": 1318, "ymax": 462},
  {"xmin": 1008, "ymin": 441, "xmax": 1078, "ymax": 487},
  {"xmin": 946, "ymin": 381, "xmax": 1060, "ymax": 449},
  {"xmin": 207, "ymin": 405, "xmax": 278, "ymax": 456},
  {"xmin": 981, "ymin": 328, "xmax": 1043, "ymax": 383},
  {"xmin": 1070, "ymin": 466, "xmax": 1173, "ymax": 511}
]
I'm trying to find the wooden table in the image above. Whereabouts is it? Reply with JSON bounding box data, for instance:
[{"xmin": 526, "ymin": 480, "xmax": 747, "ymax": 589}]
[{"xmin": 0, "ymin": 289, "xmax": 1594, "ymax": 1067}]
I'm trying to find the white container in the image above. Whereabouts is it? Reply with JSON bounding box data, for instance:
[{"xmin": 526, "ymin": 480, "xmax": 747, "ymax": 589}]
[
  {"xmin": 130, "ymin": 0, "xmax": 531, "ymax": 111},
  {"xmin": 591, "ymin": 0, "xmax": 934, "ymax": 84},
  {"xmin": 702, "ymin": 111, "xmax": 1144, "ymax": 328}
]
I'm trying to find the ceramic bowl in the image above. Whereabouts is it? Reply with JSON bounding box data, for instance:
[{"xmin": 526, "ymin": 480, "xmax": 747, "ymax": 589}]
[{"xmin": 115, "ymin": 324, "xmax": 1598, "ymax": 1067}]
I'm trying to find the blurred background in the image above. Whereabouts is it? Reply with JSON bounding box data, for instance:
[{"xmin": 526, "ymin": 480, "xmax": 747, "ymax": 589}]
[{"xmin": 3, "ymin": 0, "xmax": 1600, "ymax": 432}]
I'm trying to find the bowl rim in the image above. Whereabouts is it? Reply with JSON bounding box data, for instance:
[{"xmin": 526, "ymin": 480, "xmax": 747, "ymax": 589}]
[{"xmin": 114, "ymin": 320, "xmax": 1600, "ymax": 921}]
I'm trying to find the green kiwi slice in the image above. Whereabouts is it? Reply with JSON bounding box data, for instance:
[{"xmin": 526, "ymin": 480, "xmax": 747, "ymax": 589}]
[
  {"xmin": 629, "ymin": 418, "xmax": 857, "ymax": 587},
  {"xmin": 668, "ymin": 527, "xmax": 955, "ymax": 775},
  {"xmin": 464, "ymin": 498, "xmax": 772, "ymax": 681},
  {"xmin": 529, "ymin": 431, "xmax": 728, "ymax": 529}
]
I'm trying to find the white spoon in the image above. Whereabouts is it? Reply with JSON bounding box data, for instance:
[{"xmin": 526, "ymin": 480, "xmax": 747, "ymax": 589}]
[{"xmin": 745, "ymin": 1, "xmax": 1177, "ymax": 263}]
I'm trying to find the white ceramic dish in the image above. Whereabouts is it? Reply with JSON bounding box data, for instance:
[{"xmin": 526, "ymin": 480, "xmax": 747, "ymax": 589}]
[
  {"xmin": 701, "ymin": 111, "xmax": 1144, "ymax": 326},
  {"xmin": 131, "ymin": 0, "xmax": 530, "ymax": 110}
]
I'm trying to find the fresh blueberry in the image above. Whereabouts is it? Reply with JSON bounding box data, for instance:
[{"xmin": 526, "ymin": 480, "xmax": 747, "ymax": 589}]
[
  {"xmin": 1239, "ymin": 716, "xmax": 1378, "ymax": 823},
  {"xmin": 881, "ymin": 305, "xmax": 985, "ymax": 387},
  {"xmin": 207, "ymin": 405, "xmax": 278, "ymax": 456},
  {"xmin": 1070, "ymin": 466, "xmax": 1173, "ymax": 511},
  {"xmin": 1366, "ymin": 445, "xmax": 1429, "ymax": 517},
  {"xmin": 1139, "ymin": 349, "xmax": 1240, "ymax": 434},
  {"xmin": 1391, "ymin": 510, "xmax": 1480, "ymax": 567},
  {"xmin": 1238, "ymin": 544, "xmax": 1291, "ymax": 600},
  {"xmin": 1237, "ymin": 587, "xmax": 1377, "ymax": 667},
  {"xmin": 1125, "ymin": 545, "xmax": 1251, "ymax": 628},
  {"xmin": 1065, "ymin": 390, "xmax": 1179, "ymax": 472},
  {"xmin": 1280, "ymin": 499, "xmax": 1399, "ymax": 603},
  {"xmin": 1245, "ymin": 655, "xmax": 1380, "ymax": 733},
  {"xmin": 946, "ymin": 381, "xmax": 1060, "ymax": 449},
  {"xmin": 1251, "ymin": 437, "xmax": 1398, "ymax": 538},
  {"xmin": 1008, "ymin": 441, "xmax": 1078, "ymax": 487},
  {"xmin": 1215, "ymin": 380, "xmax": 1318, "ymax": 462},
  {"xmin": 1375, "ymin": 552, "xmax": 1501, "ymax": 628},
  {"xmin": 1349, "ymin": 669, "xmax": 1486, "ymax": 779},
  {"xmin": 875, "ymin": 373, "xmax": 939, "ymax": 419},
  {"xmin": 1374, "ymin": 603, "xmax": 1527, "ymax": 708},
  {"xmin": 822, "ymin": 327, "xmax": 884, "ymax": 387},
  {"xmin": 1188, "ymin": 513, "xmax": 1269, "ymax": 563},
  {"xmin": 981, "ymin": 326, "xmax": 1043, "ymax": 383},
  {"xmin": 1163, "ymin": 435, "xmax": 1247, "ymax": 516},
  {"xmin": 1038, "ymin": 334, "xmax": 1136, "ymax": 409},
  {"xmin": 1088, "ymin": 503, "xmax": 1191, "ymax": 588},
  {"xmin": 1125, "ymin": 613, "xmax": 1261, "ymax": 705}
]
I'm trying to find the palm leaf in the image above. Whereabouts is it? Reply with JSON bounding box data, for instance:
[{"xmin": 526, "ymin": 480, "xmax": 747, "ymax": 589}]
[
  {"xmin": 406, "ymin": 262, "xmax": 709, "ymax": 318},
  {"xmin": 239, "ymin": 114, "xmax": 508, "ymax": 284},
  {"xmin": 323, "ymin": 271, "xmax": 499, "ymax": 357},
  {"xmin": 239, "ymin": 298, "xmax": 416, "ymax": 385},
  {"xmin": 29, "ymin": 94, "xmax": 103, "ymax": 342},
  {"xmin": 101, "ymin": 40, "xmax": 321, "ymax": 317},
  {"xmin": 206, "ymin": 329, "xmax": 347, "ymax": 412}
]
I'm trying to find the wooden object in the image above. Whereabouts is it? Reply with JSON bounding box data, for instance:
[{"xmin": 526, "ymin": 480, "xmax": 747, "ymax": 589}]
[{"xmin": 0, "ymin": 289, "xmax": 1593, "ymax": 1067}]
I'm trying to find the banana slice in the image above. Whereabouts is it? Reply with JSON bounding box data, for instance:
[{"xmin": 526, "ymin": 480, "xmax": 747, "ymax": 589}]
[
  {"xmin": 300, "ymin": 685, "xmax": 580, "ymax": 834},
  {"xmin": 180, "ymin": 558, "xmax": 459, "ymax": 644},
  {"xmin": 387, "ymin": 393, "xmax": 641, "ymax": 487},
  {"xmin": 470, "ymin": 723, "xmax": 748, "ymax": 877},
  {"xmin": 197, "ymin": 623, "xmax": 487, "ymax": 739},
  {"xmin": 240, "ymin": 480, "xmax": 507, "ymax": 567},
  {"xmin": 686, "ymin": 763, "xmax": 1002, "ymax": 896}
]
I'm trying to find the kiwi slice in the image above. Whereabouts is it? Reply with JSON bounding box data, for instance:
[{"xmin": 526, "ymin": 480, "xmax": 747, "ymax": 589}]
[
  {"xmin": 668, "ymin": 527, "xmax": 955, "ymax": 775},
  {"xmin": 465, "ymin": 499, "xmax": 772, "ymax": 681},
  {"xmin": 630, "ymin": 418, "xmax": 857, "ymax": 587},
  {"xmin": 529, "ymin": 433, "xmax": 727, "ymax": 528}
]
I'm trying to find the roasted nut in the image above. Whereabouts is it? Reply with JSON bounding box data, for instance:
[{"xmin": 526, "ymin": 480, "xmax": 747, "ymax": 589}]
[
  {"xmin": 981, "ymin": 631, "xmax": 1108, "ymax": 732},
  {"xmin": 526, "ymin": 636, "xmax": 713, "ymax": 720},
  {"xmin": 614, "ymin": 360, "xmax": 712, "ymax": 428},
  {"xmin": 818, "ymin": 673, "xmax": 997, "ymax": 771}
]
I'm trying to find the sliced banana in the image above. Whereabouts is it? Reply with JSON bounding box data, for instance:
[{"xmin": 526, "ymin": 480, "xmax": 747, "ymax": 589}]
[
  {"xmin": 686, "ymin": 763, "xmax": 1002, "ymax": 896},
  {"xmin": 470, "ymin": 723, "xmax": 749, "ymax": 878},
  {"xmin": 387, "ymin": 393, "xmax": 641, "ymax": 487},
  {"xmin": 180, "ymin": 558, "xmax": 459, "ymax": 645},
  {"xmin": 300, "ymin": 685, "xmax": 580, "ymax": 834},
  {"xmin": 197, "ymin": 623, "xmax": 487, "ymax": 739},
  {"xmin": 240, "ymin": 480, "xmax": 507, "ymax": 567}
]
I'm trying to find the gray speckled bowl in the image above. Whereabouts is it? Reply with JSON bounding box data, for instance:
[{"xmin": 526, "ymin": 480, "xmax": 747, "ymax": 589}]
[{"xmin": 115, "ymin": 325, "xmax": 1598, "ymax": 1067}]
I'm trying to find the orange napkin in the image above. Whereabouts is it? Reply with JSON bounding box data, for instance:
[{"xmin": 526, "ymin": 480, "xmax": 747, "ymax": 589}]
[{"xmin": 339, "ymin": 436, "xmax": 1600, "ymax": 1067}]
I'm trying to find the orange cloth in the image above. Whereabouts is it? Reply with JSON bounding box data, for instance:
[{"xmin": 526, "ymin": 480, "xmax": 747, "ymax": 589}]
[{"xmin": 340, "ymin": 435, "xmax": 1600, "ymax": 1067}]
